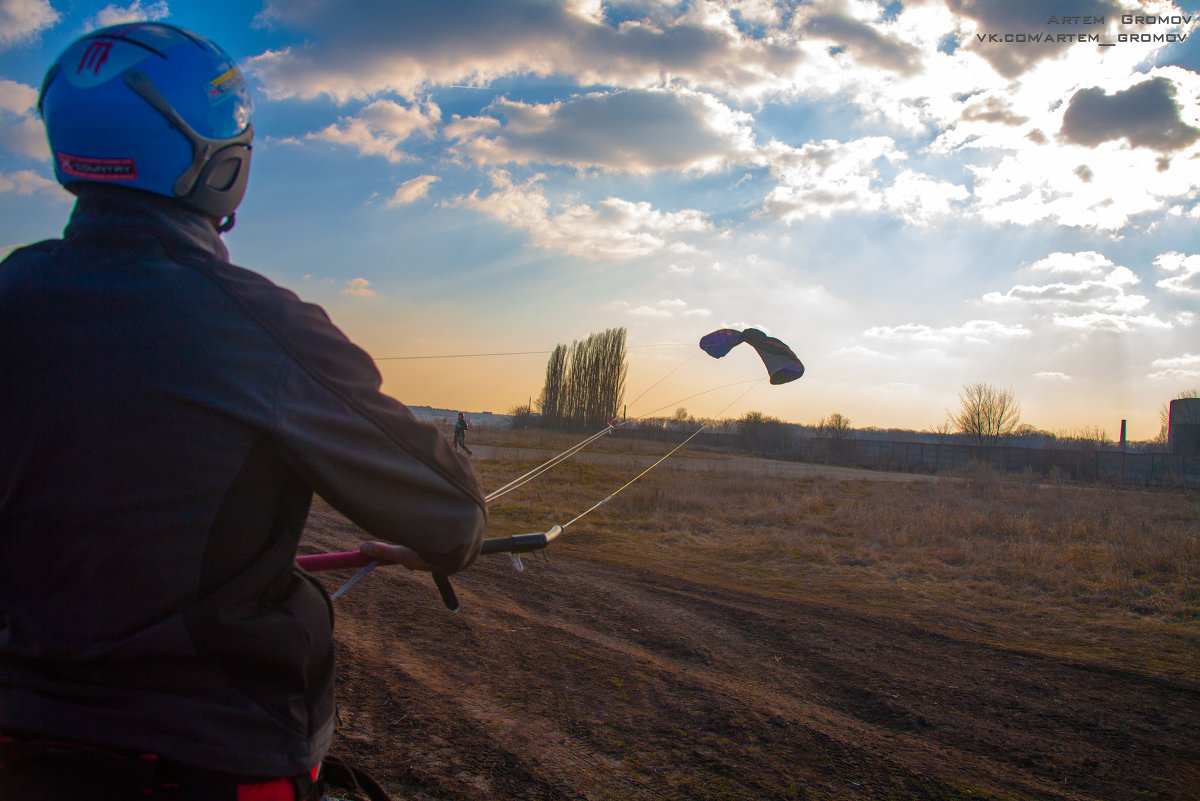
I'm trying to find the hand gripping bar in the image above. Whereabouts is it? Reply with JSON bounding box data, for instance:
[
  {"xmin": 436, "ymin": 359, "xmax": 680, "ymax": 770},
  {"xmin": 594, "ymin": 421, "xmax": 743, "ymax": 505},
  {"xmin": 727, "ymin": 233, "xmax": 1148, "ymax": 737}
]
[{"xmin": 295, "ymin": 526, "xmax": 563, "ymax": 611}]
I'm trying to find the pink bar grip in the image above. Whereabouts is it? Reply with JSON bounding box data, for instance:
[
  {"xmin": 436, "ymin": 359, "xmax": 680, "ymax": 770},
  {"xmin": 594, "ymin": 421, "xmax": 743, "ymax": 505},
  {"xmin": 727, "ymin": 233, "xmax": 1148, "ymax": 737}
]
[{"xmin": 296, "ymin": 551, "xmax": 372, "ymax": 572}]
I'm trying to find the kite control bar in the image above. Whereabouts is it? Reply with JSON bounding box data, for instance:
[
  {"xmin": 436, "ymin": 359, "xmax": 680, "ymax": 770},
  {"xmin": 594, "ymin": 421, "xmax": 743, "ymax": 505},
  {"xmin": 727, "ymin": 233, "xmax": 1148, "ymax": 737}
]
[
  {"xmin": 297, "ymin": 525, "xmax": 563, "ymax": 611},
  {"xmin": 479, "ymin": 525, "xmax": 563, "ymax": 557}
]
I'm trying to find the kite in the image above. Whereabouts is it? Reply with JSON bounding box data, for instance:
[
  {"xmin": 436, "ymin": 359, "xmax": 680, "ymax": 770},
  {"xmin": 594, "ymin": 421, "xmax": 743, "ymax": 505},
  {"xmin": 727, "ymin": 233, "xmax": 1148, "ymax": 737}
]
[
  {"xmin": 699, "ymin": 328, "xmax": 804, "ymax": 384},
  {"xmin": 305, "ymin": 330, "xmax": 803, "ymax": 609}
]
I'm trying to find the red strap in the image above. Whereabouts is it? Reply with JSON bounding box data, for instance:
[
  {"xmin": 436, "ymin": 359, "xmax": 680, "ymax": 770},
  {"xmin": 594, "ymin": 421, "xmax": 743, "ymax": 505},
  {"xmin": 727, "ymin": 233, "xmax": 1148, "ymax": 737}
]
[
  {"xmin": 296, "ymin": 551, "xmax": 371, "ymax": 571},
  {"xmin": 236, "ymin": 777, "xmax": 295, "ymax": 801}
]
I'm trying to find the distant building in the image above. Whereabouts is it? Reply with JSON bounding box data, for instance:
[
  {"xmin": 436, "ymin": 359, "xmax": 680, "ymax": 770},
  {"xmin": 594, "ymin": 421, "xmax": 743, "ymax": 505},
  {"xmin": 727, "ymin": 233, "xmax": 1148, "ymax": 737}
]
[
  {"xmin": 407, "ymin": 406, "xmax": 510, "ymax": 428},
  {"xmin": 1168, "ymin": 398, "xmax": 1200, "ymax": 456}
]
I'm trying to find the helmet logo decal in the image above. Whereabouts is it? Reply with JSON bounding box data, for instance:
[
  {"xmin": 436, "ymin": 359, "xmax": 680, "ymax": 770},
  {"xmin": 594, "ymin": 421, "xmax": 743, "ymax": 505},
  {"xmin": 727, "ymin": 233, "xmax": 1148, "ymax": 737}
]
[
  {"xmin": 57, "ymin": 152, "xmax": 137, "ymax": 181},
  {"xmin": 206, "ymin": 67, "xmax": 245, "ymax": 104},
  {"xmin": 77, "ymin": 41, "xmax": 113, "ymax": 75}
]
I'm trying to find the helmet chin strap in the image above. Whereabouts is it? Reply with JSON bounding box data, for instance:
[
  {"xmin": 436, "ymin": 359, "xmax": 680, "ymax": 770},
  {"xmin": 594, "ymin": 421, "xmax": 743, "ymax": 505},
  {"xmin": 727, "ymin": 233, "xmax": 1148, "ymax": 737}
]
[{"xmin": 215, "ymin": 213, "xmax": 236, "ymax": 233}]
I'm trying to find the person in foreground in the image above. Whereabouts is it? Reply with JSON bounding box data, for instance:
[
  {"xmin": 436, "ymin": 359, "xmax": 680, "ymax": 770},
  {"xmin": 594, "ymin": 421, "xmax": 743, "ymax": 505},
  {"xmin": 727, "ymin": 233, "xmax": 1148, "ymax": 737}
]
[{"xmin": 0, "ymin": 22, "xmax": 485, "ymax": 801}]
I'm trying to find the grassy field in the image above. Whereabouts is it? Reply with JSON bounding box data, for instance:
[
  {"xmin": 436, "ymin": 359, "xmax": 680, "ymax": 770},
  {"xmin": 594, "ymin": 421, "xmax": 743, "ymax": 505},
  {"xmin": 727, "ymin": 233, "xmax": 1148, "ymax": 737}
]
[
  {"xmin": 311, "ymin": 427, "xmax": 1200, "ymax": 800},
  {"xmin": 468, "ymin": 429, "xmax": 1200, "ymax": 680}
]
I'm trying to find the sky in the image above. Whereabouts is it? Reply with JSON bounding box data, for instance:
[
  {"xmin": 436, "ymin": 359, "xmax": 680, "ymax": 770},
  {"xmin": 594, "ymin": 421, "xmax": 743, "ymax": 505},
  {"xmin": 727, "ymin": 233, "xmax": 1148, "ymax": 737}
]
[{"xmin": 2, "ymin": 0, "xmax": 1198, "ymax": 440}]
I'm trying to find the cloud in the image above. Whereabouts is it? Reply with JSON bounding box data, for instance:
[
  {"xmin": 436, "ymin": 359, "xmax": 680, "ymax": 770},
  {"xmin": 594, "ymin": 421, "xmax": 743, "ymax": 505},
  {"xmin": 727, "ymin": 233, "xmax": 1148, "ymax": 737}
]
[
  {"xmin": 86, "ymin": 1, "xmax": 170, "ymax": 28},
  {"xmin": 450, "ymin": 170, "xmax": 710, "ymax": 259},
  {"xmin": 0, "ymin": 78, "xmax": 47, "ymax": 160},
  {"xmin": 760, "ymin": 136, "xmax": 967, "ymax": 225},
  {"xmin": 1034, "ymin": 371, "xmax": 1072, "ymax": 381},
  {"xmin": 0, "ymin": 0, "xmax": 59, "ymax": 48},
  {"xmin": 984, "ymin": 251, "xmax": 1141, "ymax": 308},
  {"xmin": 0, "ymin": 168, "xmax": 60, "ymax": 195},
  {"xmin": 623, "ymin": 298, "xmax": 710, "ymax": 318},
  {"xmin": 248, "ymin": 0, "xmax": 805, "ymax": 102},
  {"xmin": 1155, "ymin": 251, "xmax": 1200, "ymax": 295},
  {"xmin": 960, "ymin": 96, "xmax": 1029, "ymax": 126},
  {"xmin": 797, "ymin": 5, "xmax": 922, "ymax": 75},
  {"xmin": 981, "ymin": 251, "xmax": 1175, "ymax": 331},
  {"xmin": 450, "ymin": 87, "xmax": 756, "ymax": 174},
  {"xmin": 946, "ymin": 0, "xmax": 1119, "ymax": 78},
  {"xmin": 0, "ymin": 78, "xmax": 35, "ymax": 113},
  {"xmin": 1061, "ymin": 77, "xmax": 1200, "ymax": 153},
  {"xmin": 388, "ymin": 174, "xmax": 440, "ymax": 206},
  {"xmin": 309, "ymin": 99, "xmax": 440, "ymax": 163},
  {"xmin": 342, "ymin": 278, "xmax": 376, "ymax": 297},
  {"xmin": 864, "ymin": 319, "xmax": 1032, "ymax": 344},
  {"xmin": 1148, "ymin": 353, "xmax": 1200, "ymax": 380},
  {"xmin": 836, "ymin": 344, "xmax": 896, "ymax": 360},
  {"xmin": 930, "ymin": 60, "xmax": 1200, "ymax": 231}
]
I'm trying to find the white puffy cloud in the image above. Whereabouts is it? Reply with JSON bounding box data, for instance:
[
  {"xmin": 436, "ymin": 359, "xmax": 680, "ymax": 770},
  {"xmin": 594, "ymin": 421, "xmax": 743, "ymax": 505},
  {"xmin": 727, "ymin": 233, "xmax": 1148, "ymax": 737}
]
[
  {"xmin": 0, "ymin": 168, "xmax": 59, "ymax": 195},
  {"xmin": 0, "ymin": 78, "xmax": 47, "ymax": 161},
  {"xmin": 1148, "ymin": 353, "xmax": 1200, "ymax": 380},
  {"xmin": 759, "ymin": 136, "xmax": 968, "ymax": 224},
  {"xmin": 932, "ymin": 51, "xmax": 1200, "ymax": 230},
  {"xmin": 880, "ymin": 168, "xmax": 972, "ymax": 226},
  {"xmin": 1155, "ymin": 251, "xmax": 1200, "ymax": 295},
  {"xmin": 309, "ymin": 99, "xmax": 441, "ymax": 163},
  {"xmin": 983, "ymin": 251, "xmax": 1144, "ymax": 312},
  {"xmin": 982, "ymin": 251, "xmax": 1182, "ymax": 332},
  {"xmin": 0, "ymin": 78, "xmax": 35, "ymax": 113},
  {"xmin": 0, "ymin": 0, "xmax": 59, "ymax": 48},
  {"xmin": 450, "ymin": 170, "xmax": 710, "ymax": 259},
  {"xmin": 86, "ymin": 1, "xmax": 170, "ymax": 29}
]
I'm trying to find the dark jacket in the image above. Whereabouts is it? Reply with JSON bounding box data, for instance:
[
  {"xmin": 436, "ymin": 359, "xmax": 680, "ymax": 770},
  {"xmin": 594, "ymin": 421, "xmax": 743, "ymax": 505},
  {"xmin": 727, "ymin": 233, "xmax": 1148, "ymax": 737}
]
[{"xmin": 0, "ymin": 187, "xmax": 486, "ymax": 778}]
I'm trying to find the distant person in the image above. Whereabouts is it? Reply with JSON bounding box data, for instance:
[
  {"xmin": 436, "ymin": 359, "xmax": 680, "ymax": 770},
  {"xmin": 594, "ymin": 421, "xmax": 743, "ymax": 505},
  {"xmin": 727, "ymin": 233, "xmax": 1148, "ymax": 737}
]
[
  {"xmin": 0, "ymin": 22, "xmax": 484, "ymax": 801},
  {"xmin": 454, "ymin": 412, "xmax": 474, "ymax": 455}
]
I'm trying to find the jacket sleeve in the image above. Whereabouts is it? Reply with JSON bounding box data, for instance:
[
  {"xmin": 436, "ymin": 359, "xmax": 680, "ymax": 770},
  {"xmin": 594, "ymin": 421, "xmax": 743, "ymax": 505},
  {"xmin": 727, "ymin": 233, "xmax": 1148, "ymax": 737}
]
[
  {"xmin": 273, "ymin": 357, "xmax": 486, "ymax": 575},
  {"xmin": 187, "ymin": 251, "xmax": 486, "ymax": 575}
]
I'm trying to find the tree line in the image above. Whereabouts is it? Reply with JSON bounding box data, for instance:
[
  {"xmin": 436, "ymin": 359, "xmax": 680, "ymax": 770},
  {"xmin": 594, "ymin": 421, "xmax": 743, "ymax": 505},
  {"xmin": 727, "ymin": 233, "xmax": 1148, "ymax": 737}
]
[
  {"xmin": 510, "ymin": 334, "xmax": 1195, "ymax": 452},
  {"xmin": 537, "ymin": 327, "xmax": 627, "ymax": 431}
]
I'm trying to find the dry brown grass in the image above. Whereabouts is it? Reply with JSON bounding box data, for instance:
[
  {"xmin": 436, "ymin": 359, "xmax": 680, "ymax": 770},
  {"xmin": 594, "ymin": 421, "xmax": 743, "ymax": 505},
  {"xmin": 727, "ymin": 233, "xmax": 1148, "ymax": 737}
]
[{"xmin": 469, "ymin": 444, "xmax": 1199, "ymax": 681}]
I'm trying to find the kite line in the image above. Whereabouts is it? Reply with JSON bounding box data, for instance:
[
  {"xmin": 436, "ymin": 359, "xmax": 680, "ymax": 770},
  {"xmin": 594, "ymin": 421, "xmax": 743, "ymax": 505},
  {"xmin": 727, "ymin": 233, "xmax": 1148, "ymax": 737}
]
[{"xmin": 301, "ymin": 328, "xmax": 804, "ymax": 607}]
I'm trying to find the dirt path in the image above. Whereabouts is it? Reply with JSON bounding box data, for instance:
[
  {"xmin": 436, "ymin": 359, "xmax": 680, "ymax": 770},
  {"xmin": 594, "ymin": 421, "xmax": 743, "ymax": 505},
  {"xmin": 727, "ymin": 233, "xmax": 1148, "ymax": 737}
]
[{"xmin": 302, "ymin": 501, "xmax": 1199, "ymax": 801}]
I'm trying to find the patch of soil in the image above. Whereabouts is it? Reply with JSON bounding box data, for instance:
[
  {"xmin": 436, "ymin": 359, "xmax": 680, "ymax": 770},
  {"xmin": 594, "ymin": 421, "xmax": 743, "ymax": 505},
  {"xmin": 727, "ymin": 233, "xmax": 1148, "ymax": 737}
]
[{"xmin": 303, "ymin": 501, "xmax": 1200, "ymax": 801}]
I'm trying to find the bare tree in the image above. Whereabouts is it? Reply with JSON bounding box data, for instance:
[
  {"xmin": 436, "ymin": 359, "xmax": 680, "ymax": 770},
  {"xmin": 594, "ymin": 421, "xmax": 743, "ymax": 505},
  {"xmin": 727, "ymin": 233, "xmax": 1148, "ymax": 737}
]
[
  {"xmin": 818, "ymin": 412, "xmax": 852, "ymax": 439},
  {"xmin": 949, "ymin": 382, "xmax": 1021, "ymax": 448}
]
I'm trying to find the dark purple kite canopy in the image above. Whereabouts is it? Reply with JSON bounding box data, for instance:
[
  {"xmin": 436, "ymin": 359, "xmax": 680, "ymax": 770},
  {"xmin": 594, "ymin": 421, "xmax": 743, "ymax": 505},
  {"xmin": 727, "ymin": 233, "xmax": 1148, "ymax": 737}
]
[{"xmin": 699, "ymin": 328, "xmax": 804, "ymax": 385}]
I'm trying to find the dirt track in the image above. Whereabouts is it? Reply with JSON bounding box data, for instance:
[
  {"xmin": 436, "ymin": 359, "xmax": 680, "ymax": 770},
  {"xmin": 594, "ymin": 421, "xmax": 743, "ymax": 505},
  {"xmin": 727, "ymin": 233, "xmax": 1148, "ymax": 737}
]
[{"xmin": 301, "ymin": 493, "xmax": 1200, "ymax": 801}]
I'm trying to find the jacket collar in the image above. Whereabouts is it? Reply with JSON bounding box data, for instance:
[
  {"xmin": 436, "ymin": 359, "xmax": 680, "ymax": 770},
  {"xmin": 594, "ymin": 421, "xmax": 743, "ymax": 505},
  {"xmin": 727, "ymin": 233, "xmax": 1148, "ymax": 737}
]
[{"xmin": 64, "ymin": 186, "xmax": 230, "ymax": 262}]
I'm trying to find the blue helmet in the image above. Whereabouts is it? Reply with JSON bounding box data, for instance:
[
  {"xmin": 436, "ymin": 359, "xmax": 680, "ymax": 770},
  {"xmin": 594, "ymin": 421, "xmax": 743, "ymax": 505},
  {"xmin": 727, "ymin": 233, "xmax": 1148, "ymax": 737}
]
[{"xmin": 39, "ymin": 22, "xmax": 253, "ymax": 222}]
